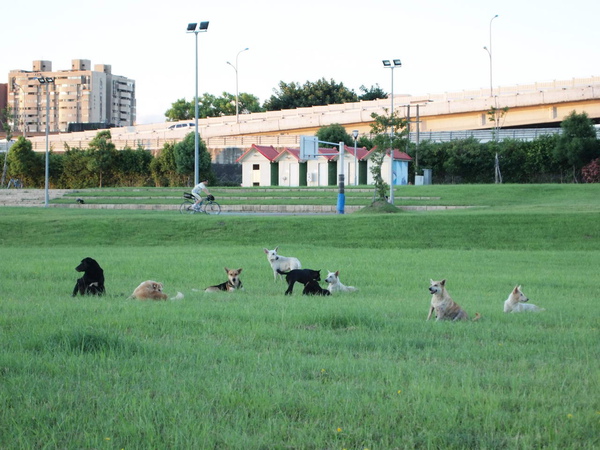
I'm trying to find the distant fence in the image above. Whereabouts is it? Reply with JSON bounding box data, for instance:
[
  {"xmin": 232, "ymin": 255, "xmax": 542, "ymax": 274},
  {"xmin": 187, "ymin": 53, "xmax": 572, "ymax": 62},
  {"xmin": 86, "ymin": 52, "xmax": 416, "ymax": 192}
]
[{"xmin": 21, "ymin": 128, "xmax": 600, "ymax": 154}]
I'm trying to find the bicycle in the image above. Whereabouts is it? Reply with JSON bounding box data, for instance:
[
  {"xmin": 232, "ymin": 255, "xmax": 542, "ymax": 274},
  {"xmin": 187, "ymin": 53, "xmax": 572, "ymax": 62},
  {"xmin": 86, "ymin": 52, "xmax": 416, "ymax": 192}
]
[{"xmin": 180, "ymin": 192, "xmax": 221, "ymax": 215}]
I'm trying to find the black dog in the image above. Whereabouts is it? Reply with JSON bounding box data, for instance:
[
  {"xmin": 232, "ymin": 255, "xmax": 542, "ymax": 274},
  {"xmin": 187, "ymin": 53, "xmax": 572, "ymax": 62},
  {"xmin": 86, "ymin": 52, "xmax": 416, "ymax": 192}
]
[
  {"xmin": 72, "ymin": 257, "xmax": 105, "ymax": 296},
  {"xmin": 302, "ymin": 279, "xmax": 331, "ymax": 296},
  {"xmin": 277, "ymin": 268, "xmax": 321, "ymax": 295}
]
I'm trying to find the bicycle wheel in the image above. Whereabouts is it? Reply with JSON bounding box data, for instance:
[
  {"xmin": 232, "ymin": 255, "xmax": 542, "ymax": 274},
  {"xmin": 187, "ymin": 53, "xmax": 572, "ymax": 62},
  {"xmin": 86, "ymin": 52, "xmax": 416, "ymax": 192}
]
[
  {"xmin": 180, "ymin": 200, "xmax": 195, "ymax": 214},
  {"xmin": 204, "ymin": 201, "xmax": 221, "ymax": 215}
]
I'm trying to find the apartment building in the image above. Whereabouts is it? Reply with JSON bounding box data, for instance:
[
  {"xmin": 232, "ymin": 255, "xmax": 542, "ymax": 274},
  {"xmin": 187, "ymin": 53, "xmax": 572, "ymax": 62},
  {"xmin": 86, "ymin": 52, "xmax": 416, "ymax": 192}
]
[{"xmin": 7, "ymin": 59, "xmax": 135, "ymax": 134}]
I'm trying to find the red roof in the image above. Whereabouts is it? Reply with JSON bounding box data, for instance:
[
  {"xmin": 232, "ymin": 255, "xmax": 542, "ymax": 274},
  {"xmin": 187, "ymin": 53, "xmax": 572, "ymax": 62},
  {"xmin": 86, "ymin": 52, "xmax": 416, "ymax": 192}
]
[
  {"xmin": 364, "ymin": 146, "xmax": 412, "ymax": 161},
  {"xmin": 236, "ymin": 144, "xmax": 280, "ymax": 163},
  {"xmin": 275, "ymin": 148, "xmax": 301, "ymax": 161},
  {"xmin": 345, "ymin": 146, "xmax": 369, "ymax": 160}
]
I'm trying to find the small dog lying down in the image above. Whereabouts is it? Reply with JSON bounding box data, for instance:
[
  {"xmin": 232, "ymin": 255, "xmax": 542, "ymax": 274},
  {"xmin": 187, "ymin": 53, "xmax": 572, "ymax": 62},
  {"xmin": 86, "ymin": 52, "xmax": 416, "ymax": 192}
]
[
  {"xmin": 325, "ymin": 270, "xmax": 357, "ymax": 293},
  {"xmin": 205, "ymin": 267, "xmax": 243, "ymax": 292},
  {"xmin": 277, "ymin": 268, "xmax": 320, "ymax": 295},
  {"xmin": 129, "ymin": 280, "xmax": 184, "ymax": 301},
  {"xmin": 428, "ymin": 279, "xmax": 480, "ymax": 321},
  {"xmin": 504, "ymin": 285, "xmax": 545, "ymax": 312},
  {"xmin": 72, "ymin": 257, "xmax": 105, "ymax": 297},
  {"xmin": 264, "ymin": 247, "xmax": 302, "ymax": 281},
  {"xmin": 302, "ymin": 279, "xmax": 331, "ymax": 296}
]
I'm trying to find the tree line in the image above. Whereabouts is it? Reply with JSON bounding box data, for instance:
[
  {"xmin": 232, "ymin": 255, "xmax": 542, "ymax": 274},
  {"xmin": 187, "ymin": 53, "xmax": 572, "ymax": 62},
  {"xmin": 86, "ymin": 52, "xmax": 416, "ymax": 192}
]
[
  {"xmin": 1, "ymin": 112, "xmax": 599, "ymax": 190},
  {"xmin": 164, "ymin": 78, "xmax": 386, "ymax": 121},
  {"xmin": 1, "ymin": 130, "xmax": 214, "ymax": 189}
]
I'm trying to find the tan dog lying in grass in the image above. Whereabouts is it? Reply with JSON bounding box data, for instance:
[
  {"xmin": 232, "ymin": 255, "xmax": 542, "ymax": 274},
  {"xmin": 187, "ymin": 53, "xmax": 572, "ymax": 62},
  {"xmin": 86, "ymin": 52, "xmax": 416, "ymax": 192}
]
[
  {"xmin": 129, "ymin": 281, "xmax": 184, "ymax": 301},
  {"xmin": 427, "ymin": 279, "xmax": 480, "ymax": 321},
  {"xmin": 504, "ymin": 285, "xmax": 545, "ymax": 312},
  {"xmin": 205, "ymin": 268, "xmax": 243, "ymax": 292}
]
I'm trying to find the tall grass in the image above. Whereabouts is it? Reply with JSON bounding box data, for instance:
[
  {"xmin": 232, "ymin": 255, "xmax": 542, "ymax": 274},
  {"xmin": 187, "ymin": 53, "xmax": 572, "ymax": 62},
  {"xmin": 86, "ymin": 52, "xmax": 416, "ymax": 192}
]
[{"xmin": 0, "ymin": 184, "xmax": 599, "ymax": 449}]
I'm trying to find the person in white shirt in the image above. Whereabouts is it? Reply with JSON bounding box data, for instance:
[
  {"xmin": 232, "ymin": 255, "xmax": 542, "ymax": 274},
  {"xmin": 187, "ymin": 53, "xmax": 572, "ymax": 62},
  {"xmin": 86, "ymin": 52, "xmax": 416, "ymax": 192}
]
[{"xmin": 191, "ymin": 179, "xmax": 212, "ymax": 210}]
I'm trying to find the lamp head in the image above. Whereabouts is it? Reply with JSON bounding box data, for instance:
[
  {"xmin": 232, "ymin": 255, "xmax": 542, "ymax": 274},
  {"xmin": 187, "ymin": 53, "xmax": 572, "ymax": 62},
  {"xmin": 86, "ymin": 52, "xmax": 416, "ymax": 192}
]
[
  {"xmin": 352, "ymin": 130, "xmax": 359, "ymax": 139},
  {"xmin": 382, "ymin": 60, "xmax": 391, "ymax": 67}
]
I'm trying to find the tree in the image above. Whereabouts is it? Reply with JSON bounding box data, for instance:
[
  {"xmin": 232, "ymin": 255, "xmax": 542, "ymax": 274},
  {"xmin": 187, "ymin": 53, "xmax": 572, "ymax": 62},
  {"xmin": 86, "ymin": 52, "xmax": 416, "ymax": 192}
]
[
  {"xmin": 582, "ymin": 158, "xmax": 600, "ymax": 183},
  {"xmin": 358, "ymin": 84, "xmax": 387, "ymax": 101},
  {"xmin": 173, "ymin": 132, "xmax": 214, "ymax": 184},
  {"xmin": 87, "ymin": 130, "xmax": 117, "ymax": 187},
  {"xmin": 316, "ymin": 124, "xmax": 354, "ymax": 148},
  {"xmin": 114, "ymin": 146, "xmax": 153, "ymax": 186},
  {"xmin": 58, "ymin": 147, "xmax": 94, "ymax": 188},
  {"xmin": 263, "ymin": 78, "xmax": 358, "ymax": 111},
  {"xmin": 6, "ymin": 136, "xmax": 43, "ymax": 187},
  {"xmin": 554, "ymin": 111, "xmax": 600, "ymax": 182},
  {"xmin": 1, "ymin": 106, "xmax": 14, "ymax": 187},
  {"xmin": 165, "ymin": 93, "xmax": 264, "ymax": 121},
  {"xmin": 165, "ymin": 98, "xmax": 194, "ymax": 121},
  {"xmin": 368, "ymin": 109, "xmax": 407, "ymax": 201}
]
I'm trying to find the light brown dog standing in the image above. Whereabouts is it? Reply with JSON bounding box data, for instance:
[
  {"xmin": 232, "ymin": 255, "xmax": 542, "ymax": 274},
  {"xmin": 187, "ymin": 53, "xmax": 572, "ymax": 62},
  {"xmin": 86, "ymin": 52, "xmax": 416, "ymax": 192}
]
[{"xmin": 427, "ymin": 279, "xmax": 473, "ymax": 321}]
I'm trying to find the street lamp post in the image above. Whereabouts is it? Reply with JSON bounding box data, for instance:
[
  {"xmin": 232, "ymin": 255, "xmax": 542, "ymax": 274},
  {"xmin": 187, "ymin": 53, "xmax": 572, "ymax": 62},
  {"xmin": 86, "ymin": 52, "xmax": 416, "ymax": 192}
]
[
  {"xmin": 187, "ymin": 21, "xmax": 209, "ymax": 186},
  {"xmin": 483, "ymin": 14, "xmax": 498, "ymax": 98},
  {"xmin": 37, "ymin": 76, "xmax": 54, "ymax": 208},
  {"xmin": 483, "ymin": 14, "xmax": 502, "ymax": 183},
  {"xmin": 352, "ymin": 130, "xmax": 359, "ymax": 186},
  {"xmin": 227, "ymin": 47, "xmax": 249, "ymax": 123},
  {"xmin": 382, "ymin": 59, "xmax": 401, "ymax": 203}
]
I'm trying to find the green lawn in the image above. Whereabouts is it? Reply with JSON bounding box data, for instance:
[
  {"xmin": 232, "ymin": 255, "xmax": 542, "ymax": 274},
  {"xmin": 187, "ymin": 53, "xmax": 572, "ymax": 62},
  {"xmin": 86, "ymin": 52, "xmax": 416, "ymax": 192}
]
[{"xmin": 0, "ymin": 184, "xmax": 599, "ymax": 449}]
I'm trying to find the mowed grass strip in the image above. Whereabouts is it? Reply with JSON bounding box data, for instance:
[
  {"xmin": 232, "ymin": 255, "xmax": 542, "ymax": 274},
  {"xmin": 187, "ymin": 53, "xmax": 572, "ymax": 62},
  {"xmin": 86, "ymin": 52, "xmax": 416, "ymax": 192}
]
[{"xmin": 0, "ymin": 184, "xmax": 599, "ymax": 449}]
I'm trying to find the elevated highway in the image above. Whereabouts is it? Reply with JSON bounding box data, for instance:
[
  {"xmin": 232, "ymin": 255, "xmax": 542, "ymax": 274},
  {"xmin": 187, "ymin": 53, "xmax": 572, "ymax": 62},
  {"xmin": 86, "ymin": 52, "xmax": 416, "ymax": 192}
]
[{"xmin": 20, "ymin": 77, "xmax": 600, "ymax": 157}]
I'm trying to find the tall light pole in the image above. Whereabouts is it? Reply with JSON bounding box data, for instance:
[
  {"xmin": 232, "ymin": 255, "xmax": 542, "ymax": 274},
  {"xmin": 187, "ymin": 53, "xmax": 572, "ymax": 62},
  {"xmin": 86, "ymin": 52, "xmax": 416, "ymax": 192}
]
[
  {"xmin": 382, "ymin": 59, "xmax": 401, "ymax": 204},
  {"xmin": 187, "ymin": 21, "xmax": 209, "ymax": 186},
  {"xmin": 483, "ymin": 14, "xmax": 498, "ymax": 98},
  {"xmin": 352, "ymin": 130, "xmax": 359, "ymax": 186},
  {"xmin": 37, "ymin": 76, "xmax": 54, "ymax": 208},
  {"xmin": 227, "ymin": 47, "xmax": 249, "ymax": 123}
]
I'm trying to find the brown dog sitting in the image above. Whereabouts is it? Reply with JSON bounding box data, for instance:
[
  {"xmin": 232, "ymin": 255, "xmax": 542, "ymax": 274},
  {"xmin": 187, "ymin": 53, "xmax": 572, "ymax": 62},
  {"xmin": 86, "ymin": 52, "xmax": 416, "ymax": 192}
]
[
  {"xmin": 205, "ymin": 268, "xmax": 243, "ymax": 292},
  {"xmin": 129, "ymin": 280, "xmax": 183, "ymax": 301},
  {"xmin": 427, "ymin": 279, "xmax": 478, "ymax": 321}
]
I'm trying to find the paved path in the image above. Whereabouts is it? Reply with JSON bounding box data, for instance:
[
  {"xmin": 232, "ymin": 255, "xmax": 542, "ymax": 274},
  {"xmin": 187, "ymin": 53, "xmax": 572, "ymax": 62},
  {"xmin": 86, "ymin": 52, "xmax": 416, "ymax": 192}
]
[{"xmin": 0, "ymin": 189, "xmax": 476, "ymax": 213}]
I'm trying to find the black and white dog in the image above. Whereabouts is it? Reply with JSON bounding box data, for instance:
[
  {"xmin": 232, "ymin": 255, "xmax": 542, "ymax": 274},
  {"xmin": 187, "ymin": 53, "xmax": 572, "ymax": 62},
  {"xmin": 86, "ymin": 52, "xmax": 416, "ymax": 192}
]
[{"xmin": 72, "ymin": 257, "xmax": 105, "ymax": 296}]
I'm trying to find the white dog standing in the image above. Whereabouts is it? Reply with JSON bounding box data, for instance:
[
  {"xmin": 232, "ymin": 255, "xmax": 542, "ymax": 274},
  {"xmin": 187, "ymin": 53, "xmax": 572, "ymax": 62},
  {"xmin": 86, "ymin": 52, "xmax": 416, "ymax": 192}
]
[
  {"xmin": 325, "ymin": 270, "xmax": 357, "ymax": 293},
  {"xmin": 264, "ymin": 246, "xmax": 302, "ymax": 281},
  {"xmin": 504, "ymin": 285, "xmax": 545, "ymax": 312}
]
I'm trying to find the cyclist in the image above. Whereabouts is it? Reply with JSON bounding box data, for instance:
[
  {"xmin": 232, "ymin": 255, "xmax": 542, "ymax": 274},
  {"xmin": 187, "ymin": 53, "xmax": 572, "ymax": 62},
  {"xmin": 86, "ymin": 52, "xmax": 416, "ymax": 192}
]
[{"xmin": 191, "ymin": 178, "xmax": 212, "ymax": 211}]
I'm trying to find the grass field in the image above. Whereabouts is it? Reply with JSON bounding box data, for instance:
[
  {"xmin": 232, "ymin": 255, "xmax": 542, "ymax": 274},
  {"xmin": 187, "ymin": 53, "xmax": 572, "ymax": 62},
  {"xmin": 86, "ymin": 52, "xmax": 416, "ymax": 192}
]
[{"xmin": 1, "ymin": 184, "xmax": 599, "ymax": 449}]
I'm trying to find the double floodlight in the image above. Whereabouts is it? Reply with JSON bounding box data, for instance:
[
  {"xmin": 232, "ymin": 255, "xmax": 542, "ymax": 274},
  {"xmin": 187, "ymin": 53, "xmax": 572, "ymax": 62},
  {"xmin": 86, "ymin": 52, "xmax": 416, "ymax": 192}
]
[
  {"xmin": 382, "ymin": 59, "xmax": 402, "ymax": 67},
  {"xmin": 187, "ymin": 21, "xmax": 209, "ymax": 32},
  {"xmin": 37, "ymin": 77, "xmax": 55, "ymax": 84}
]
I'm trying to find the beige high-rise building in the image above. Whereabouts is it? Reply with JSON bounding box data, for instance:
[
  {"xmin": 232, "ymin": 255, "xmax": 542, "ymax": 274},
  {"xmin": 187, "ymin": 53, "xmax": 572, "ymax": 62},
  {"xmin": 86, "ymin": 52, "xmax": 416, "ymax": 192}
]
[{"xmin": 7, "ymin": 59, "xmax": 135, "ymax": 133}]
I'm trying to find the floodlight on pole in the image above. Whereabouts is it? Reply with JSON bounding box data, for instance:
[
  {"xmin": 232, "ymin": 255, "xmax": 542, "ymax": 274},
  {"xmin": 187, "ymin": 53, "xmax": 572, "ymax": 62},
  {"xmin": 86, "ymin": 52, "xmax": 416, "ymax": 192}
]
[
  {"xmin": 383, "ymin": 58, "xmax": 401, "ymax": 204},
  {"xmin": 37, "ymin": 76, "xmax": 54, "ymax": 208},
  {"xmin": 187, "ymin": 20, "xmax": 209, "ymax": 185},
  {"xmin": 227, "ymin": 47, "xmax": 249, "ymax": 123}
]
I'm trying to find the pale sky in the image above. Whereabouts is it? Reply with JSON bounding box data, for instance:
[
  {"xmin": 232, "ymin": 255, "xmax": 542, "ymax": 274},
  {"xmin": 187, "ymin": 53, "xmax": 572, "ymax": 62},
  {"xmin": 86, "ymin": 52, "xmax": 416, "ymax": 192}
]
[{"xmin": 2, "ymin": 0, "xmax": 598, "ymax": 124}]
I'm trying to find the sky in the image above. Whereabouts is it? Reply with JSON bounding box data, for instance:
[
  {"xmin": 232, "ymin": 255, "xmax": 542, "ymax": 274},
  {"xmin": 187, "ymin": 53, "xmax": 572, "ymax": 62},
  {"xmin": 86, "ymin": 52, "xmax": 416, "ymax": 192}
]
[{"xmin": 2, "ymin": 0, "xmax": 599, "ymax": 125}]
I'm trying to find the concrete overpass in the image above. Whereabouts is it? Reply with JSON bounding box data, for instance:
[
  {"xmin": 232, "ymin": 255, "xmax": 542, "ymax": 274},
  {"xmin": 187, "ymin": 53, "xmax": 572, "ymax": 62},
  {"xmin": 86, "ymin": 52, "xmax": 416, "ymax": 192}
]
[{"xmin": 20, "ymin": 76, "xmax": 600, "ymax": 158}]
